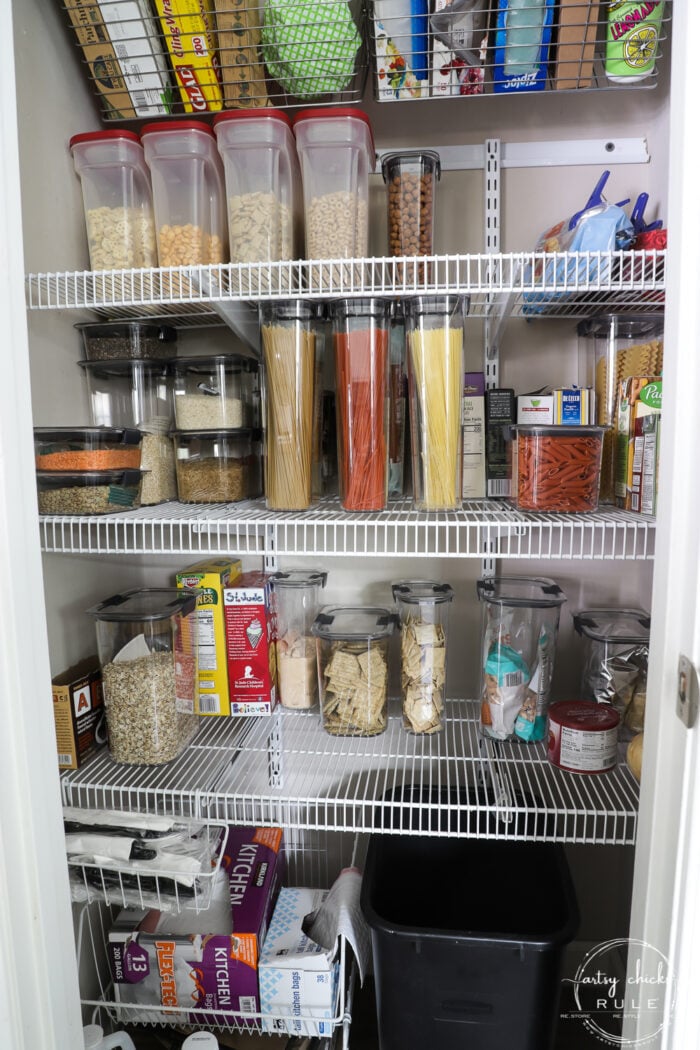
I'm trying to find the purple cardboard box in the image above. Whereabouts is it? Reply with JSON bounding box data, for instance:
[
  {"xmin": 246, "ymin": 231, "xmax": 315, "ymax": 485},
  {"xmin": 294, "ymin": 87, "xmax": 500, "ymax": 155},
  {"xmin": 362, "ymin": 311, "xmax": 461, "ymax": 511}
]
[{"xmin": 109, "ymin": 826, "xmax": 284, "ymax": 1023}]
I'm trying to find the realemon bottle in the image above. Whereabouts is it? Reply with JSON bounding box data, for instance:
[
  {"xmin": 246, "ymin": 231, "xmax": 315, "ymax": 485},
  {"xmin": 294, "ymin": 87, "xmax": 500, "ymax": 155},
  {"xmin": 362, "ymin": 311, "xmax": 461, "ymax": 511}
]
[{"xmin": 605, "ymin": 1, "xmax": 665, "ymax": 83}]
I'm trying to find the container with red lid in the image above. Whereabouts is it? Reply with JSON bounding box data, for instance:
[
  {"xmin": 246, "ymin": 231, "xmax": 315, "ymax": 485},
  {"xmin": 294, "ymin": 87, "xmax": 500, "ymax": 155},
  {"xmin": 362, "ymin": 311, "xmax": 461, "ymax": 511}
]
[
  {"xmin": 547, "ymin": 700, "xmax": 620, "ymax": 774},
  {"xmin": 141, "ymin": 122, "xmax": 227, "ymax": 267},
  {"xmin": 69, "ymin": 131, "xmax": 157, "ymax": 271},
  {"xmin": 293, "ymin": 109, "xmax": 374, "ymax": 261},
  {"xmin": 213, "ymin": 111, "xmax": 300, "ymax": 273}
]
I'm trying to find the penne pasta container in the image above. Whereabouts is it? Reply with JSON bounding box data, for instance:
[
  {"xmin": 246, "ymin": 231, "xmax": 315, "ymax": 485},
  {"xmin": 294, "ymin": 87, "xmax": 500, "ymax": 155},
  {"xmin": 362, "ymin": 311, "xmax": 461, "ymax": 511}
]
[
  {"xmin": 260, "ymin": 301, "xmax": 317, "ymax": 510},
  {"xmin": 405, "ymin": 295, "xmax": 467, "ymax": 510},
  {"xmin": 331, "ymin": 298, "xmax": 391, "ymax": 512},
  {"xmin": 477, "ymin": 576, "xmax": 566, "ymax": 744},
  {"xmin": 508, "ymin": 424, "xmax": 606, "ymax": 512}
]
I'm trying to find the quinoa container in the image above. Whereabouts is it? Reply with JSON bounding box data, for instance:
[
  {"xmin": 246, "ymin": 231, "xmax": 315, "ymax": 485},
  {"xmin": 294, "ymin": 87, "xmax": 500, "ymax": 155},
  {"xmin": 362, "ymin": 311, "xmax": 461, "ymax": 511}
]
[
  {"xmin": 34, "ymin": 427, "xmax": 142, "ymax": 472},
  {"xmin": 547, "ymin": 700, "xmax": 620, "ymax": 775},
  {"xmin": 36, "ymin": 469, "xmax": 143, "ymax": 515},
  {"xmin": 89, "ymin": 588, "xmax": 199, "ymax": 765},
  {"xmin": 271, "ymin": 570, "xmax": 328, "ymax": 710},
  {"xmin": 172, "ymin": 428, "xmax": 262, "ymax": 503},
  {"xmin": 392, "ymin": 581, "xmax": 453, "ymax": 735},
  {"xmin": 508, "ymin": 424, "xmax": 606, "ymax": 513},
  {"xmin": 172, "ymin": 355, "xmax": 260, "ymax": 430},
  {"xmin": 75, "ymin": 321, "xmax": 177, "ymax": 362},
  {"xmin": 312, "ymin": 606, "xmax": 398, "ymax": 737}
]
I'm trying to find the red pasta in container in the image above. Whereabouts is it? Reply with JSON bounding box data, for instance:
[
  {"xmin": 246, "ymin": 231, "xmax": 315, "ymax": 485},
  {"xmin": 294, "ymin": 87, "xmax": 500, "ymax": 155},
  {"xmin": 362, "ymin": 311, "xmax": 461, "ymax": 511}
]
[{"xmin": 509, "ymin": 425, "xmax": 606, "ymax": 512}]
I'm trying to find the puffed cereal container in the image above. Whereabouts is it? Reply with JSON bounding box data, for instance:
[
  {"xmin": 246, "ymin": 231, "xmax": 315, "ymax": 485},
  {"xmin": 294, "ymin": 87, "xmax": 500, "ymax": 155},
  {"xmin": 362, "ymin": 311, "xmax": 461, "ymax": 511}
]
[
  {"xmin": 508, "ymin": 424, "xmax": 606, "ymax": 512},
  {"xmin": 312, "ymin": 606, "xmax": 398, "ymax": 737},
  {"xmin": 392, "ymin": 581, "xmax": 454, "ymax": 735},
  {"xmin": 88, "ymin": 588, "xmax": 199, "ymax": 765},
  {"xmin": 271, "ymin": 570, "xmax": 327, "ymax": 710},
  {"xmin": 69, "ymin": 130, "xmax": 157, "ymax": 270}
]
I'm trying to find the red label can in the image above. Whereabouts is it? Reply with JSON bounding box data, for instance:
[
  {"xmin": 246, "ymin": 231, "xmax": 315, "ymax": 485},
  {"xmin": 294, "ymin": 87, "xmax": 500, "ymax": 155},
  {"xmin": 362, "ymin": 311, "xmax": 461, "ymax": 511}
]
[{"xmin": 547, "ymin": 700, "xmax": 620, "ymax": 774}]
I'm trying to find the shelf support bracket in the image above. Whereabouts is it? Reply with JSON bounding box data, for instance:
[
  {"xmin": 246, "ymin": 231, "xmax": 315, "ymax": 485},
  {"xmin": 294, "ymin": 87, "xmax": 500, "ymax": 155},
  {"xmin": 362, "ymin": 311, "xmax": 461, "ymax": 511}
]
[
  {"xmin": 264, "ymin": 524, "xmax": 278, "ymax": 573},
  {"xmin": 483, "ymin": 140, "xmax": 502, "ymax": 580}
]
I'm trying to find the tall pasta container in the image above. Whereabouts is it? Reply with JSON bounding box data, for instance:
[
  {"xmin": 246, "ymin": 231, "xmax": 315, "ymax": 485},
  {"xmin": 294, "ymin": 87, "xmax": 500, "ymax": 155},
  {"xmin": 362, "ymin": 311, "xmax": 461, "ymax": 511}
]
[
  {"xmin": 405, "ymin": 295, "xmax": 467, "ymax": 510},
  {"xmin": 477, "ymin": 576, "xmax": 566, "ymax": 744},
  {"xmin": 88, "ymin": 589, "xmax": 199, "ymax": 765},
  {"xmin": 331, "ymin": 298, "xmax": 390, "ymax": 512},
  {"xmin": 260, "ymin": 301, "xmax": 317, "ymax": 510},
  {"xmin": 271, "ymin": 570, "xmax": 327, "ymax": 709},
  {"xmin": 392, "ymin": 581, "xmax": 453, "ymax": 734}
]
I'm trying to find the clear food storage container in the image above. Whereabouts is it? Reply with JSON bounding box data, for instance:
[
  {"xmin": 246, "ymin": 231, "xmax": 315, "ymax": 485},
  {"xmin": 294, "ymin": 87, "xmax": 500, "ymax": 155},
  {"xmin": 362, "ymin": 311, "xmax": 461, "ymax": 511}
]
[
  {"xmin": 577, "ymin": 314, "xmax": 664, "ymax": 503},
  {"xmin": 292, "ymin": 108, "xmax": 374, "ymax": 259},
  {"xmin": 34, "ymin": 427, "xmax": 142, "ymax": 471},
  {"xmin": 172, "ymin": 355, "xmax": 259, "ymax": 430},
  {"xmin": 508, "ymin": 425, "xmax": 606, "ymax": 512},
  {"xmin": 213, "ymin": 110, "xmax": 299, "ymax": 266},
  {"xmin": 312, "ymin": 606, "xmax": 398, "ymax": 737},
  {"xmin": 260, "ymin": 301, "xmax": 317, "ymax": 510},
  {"xmin": 172, "ymin": 429, "xmax": 261, "ymax": 503},
  {"xmin": 331, "ymin": 298, "xmax": 390, "ymax": 512},
  {"xmin": 405, "ymin": 295, "xmax": 467, "ymax": 510},
  {"xmin": 573, "ymin": 607, "xmax": 650, "ymax": 736},
  {"xmin": 392, "ymin": 581, "xmax": 454, "ymax": 735},
  {"xmin": 271, "ymin": 570, "xmax": 328, "ymax": 709},
  {"xmin": 75, "ymin": 321, "xmax": 177, "ymax": 362},
  {"xmin": 382, "ymin": 150, "xmax": 441, "ymax": 281},
  {"xmin": 141, "ymin": 121, "xmax": 227, "ymax": 266},
  {"xmin": 69, "ymin": 130, "xmax": 157, "ymax": 270},
  {"xmin": 477, "ymin": 576, "xmax": 566, "ymax": 743},
  {"xmin": 88, "ymin": 588, "xmax": 199, "ymax": 765},
  {"xmin": 78, "ymin": 360, "xmax": 177, "ymax": 506},
  {"xmin": 36, "ymin": 469, "xmax": 143, "ymax": 515},
  {"xmin": 388, "ymin": 304, "xmax": 407, "ymax": 499}
]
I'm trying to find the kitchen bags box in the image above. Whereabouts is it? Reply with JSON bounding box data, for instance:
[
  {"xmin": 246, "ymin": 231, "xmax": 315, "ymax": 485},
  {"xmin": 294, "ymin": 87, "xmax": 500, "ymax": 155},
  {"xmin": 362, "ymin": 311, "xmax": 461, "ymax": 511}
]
[
  {"xmin": 259, "ymin": 888, "xmax": 340, "ymax": 1037},
  {"xmin": 224, "ymin": 572, "xmax": 277, "ymax": 716},
  {"xmin": 109, "ymin": 826, "xmax": 284, "ymax": 1022},
  {"xmin": 52, "ymin": 657, "xmax": 105, "ymax": 770},
  {"xmin": 177, "ymin": 558, "xmax": 242, "ymax": 716}
]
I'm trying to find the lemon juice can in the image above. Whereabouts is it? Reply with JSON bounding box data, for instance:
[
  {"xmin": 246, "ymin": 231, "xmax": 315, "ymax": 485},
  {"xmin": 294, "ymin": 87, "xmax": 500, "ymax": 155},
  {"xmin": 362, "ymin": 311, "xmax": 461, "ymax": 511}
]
[{"xmin": 606, "ymin": 1, "xmax": 665, "ymax": 83}]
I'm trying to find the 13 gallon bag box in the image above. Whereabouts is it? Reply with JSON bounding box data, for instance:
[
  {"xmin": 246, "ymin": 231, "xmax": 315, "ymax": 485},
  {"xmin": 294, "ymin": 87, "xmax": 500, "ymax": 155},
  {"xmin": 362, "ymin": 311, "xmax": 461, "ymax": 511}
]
[
  {"xmin": 259, "ymin": 888, "xmax": 340, "ymax": 1037},
  {"xmin": 109, "ymin": 826, "xmax": 284, "ymax": 1022},
  {"xmin": 224, "ymin": 572, "xmax": 277, "ymax": 716},
  {"xmin": 52, "ymin": 657, "xmax": 106, "ymax": 770},
  {"xmin": 177, "ymin": 558, "xmax": 242, "ymax": 716}
]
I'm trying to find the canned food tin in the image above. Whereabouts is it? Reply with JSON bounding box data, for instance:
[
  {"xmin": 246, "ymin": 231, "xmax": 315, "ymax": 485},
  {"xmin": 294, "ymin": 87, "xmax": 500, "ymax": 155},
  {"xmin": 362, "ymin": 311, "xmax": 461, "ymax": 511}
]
[{"xmin": 547, "ymin": 700, "xmax": 620, "ymax": 775}]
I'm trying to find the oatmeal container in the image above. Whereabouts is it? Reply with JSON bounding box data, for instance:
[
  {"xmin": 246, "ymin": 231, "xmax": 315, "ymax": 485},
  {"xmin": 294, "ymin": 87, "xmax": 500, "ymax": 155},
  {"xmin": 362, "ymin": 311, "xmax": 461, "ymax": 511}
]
[
  {"xmin": 172, "ymin": 355, "xmax": 260, "ymax": 430},
  {"xmin": 69, "ymin": 130, "xmax": 157, "ymax": 270},
  {"xmin": 477, "ymin": 576, "xmax": 566, "ymax": 744},
  {"xmin": 173, "ymin": 429, "xmax": 262, "ymax": 504},
  {"xmin": 312, "ymin": 606, "xmax": 398, "ymax": 737},
  {"xmin": 271, "ymin": 570, "xmax": 328, "ymax": 709},
  {"xmin": 393, "ymin": 581, "xmax": 454, "ymax": 735},
  {"xmin": 141, "ymin": 121, "xmax": 228, "ymax": 267},
  {"xmin": 88, "ymin": 588, "xmax": 199, "ymax": 765}
]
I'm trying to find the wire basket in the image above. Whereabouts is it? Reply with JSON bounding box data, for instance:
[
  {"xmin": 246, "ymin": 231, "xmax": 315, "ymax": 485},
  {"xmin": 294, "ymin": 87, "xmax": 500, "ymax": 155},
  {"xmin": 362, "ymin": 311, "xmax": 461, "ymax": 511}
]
[
  {"xmin": 62, "ymin": 0, "xmax": 368, "ymax": 122},
  {"xmin": 369, "ymin": 0, "xmax": 671, "ymax": 102}
]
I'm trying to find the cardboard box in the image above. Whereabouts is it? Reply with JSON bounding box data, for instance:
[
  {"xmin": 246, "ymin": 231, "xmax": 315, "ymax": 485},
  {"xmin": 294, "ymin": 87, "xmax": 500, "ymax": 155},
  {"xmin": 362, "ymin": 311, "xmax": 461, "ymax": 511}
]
[
  {"xmin": 517, "ymin": 392, "xmax": 555, "ymax": 425},
  {"xmin": 553, "ymin": 387, "xmax": 595, "ymax": 424},
  {"xmin": 462, "ymin": 372, "xmax": 486, "ymax": 498},
  {"xmin": 629, "ymin": 379, "xmax": 662, "ymax": 514},
  {"xmin": 177, "ymin": 558, "xmax": 242, "ymax": 716},
  {"xmin": 486, "ymin": 388, "xmax": 515, "ymax": 497},
  {"xmin": 224, "ymin": 572, "xmax": 277, "ymax": 716},
  {"xmin": 554, "ymin": 0, "xmax": 601, "ymax": 90},
  {"xmin": 211, "ymin": 0, "xmax": 270, "ymax": 108},
  {"xmin": 614, "ymin": 376, "xmax": 661, "ymax": 507},
  {"xmin": 64, "ymin": 0, "xmax": 141, "ymax": 119},
  {"xmin": 153, "ymin": 0, "xmax": 223, "ymax": 112},
  {"xmin": 259, "ymin": 888, "xmax": 340, "ymax": 1037},
  {"xmin": 373, "ymin": 0, "xmax": 428, "ymax": 101},
  {"xmin": 493, "ymin": 0, "xmax": 555, "ymax": 94},
  {"xmin": 431, "ymin": 0, "xmax": 455, "ymax": 97},
  {"xmin": 52, "ymin": 657, "xmax": 106, "ymax": 770},
  {"xmin": 110, "ymin": 826, "xmax": 284, "ymax": 1022}
]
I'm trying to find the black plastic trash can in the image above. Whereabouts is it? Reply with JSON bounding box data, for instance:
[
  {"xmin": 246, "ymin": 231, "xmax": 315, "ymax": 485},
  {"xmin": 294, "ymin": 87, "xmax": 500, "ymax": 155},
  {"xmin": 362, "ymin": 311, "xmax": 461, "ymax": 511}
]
[{"xmin": 361, "ymin": 835, "xmax": 579, "ymax": 1050}]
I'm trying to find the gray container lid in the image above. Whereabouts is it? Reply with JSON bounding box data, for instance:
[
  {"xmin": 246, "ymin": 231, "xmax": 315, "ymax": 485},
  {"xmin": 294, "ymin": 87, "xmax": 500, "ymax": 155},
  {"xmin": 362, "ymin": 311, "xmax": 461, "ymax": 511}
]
[
  {"xmin": 89, "ymin": 587, "xmax": 197, "ymax": 621},
  {"xmin": 477, "ymin": 576, "xmax": 566, "ymax": 608},
  {"xmin": 271, "ymin": 570, "xmax": 328, "ymax": 589},
  {"xmin": 573, "ymin": 608, "xmax": 650, "ymax": 644},
  {"xmin": 392, "ymin": 580, "xmax": 454, "ymax": 604},
  {"xmin": 312, "ymin": 605, "xmax": 398, "ymax": 641}
]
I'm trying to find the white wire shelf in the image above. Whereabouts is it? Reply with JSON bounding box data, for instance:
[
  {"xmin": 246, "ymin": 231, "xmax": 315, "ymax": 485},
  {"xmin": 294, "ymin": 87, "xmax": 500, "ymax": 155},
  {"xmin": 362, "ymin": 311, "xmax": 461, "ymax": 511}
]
[
  {"xmin": 25, "ymin": 250, "xmax": 665, "ymax": 321},
  {"xmin": 61, "ymin": 702, "xmax": 639, "ymax": 846},
  {"xmin": 39, "ymin": 497, "xmax": 655, "ymax": 560}
]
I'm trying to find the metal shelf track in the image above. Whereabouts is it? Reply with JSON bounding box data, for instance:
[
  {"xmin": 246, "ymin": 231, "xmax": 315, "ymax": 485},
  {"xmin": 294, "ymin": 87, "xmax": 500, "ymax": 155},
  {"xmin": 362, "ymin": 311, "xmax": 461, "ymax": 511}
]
[{"xmin": 61, "ymin": 702, "xmax": 639, "ymax": 846}]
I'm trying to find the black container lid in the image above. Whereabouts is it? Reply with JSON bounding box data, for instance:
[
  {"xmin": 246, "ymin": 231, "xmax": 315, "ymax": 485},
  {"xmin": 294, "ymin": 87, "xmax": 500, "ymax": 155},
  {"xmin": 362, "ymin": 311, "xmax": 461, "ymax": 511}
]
[
  {"xmin": 171, "ymin": 427, "xmax": 261, "ymax": 440},
  {"xmin": 78, "ymin": 359, "xmax": 174, "ymax": 376},
  {"xmin": 477, "ymin": 576, "xmax": 566, "ymax": 608},
  {"xmin": 312, "ymin": 606, "xmax": 398, "ymax": 642},
  {"xmin": 381, "ymin": 149, "xmax": 441, "ymax": 181},
  {"xmin": 36, "ymin": 469, "xmax": 143, "ymax": 487},
  {"xmin": 573, "ymin": 608, "xmax": 651, "ymax": 644},
  {"xmin": 89, "ymin": 587, "xmax": 197, "ymax": 621},
  {"xmin": 271, "ymin": 570, "xmax": 328, "ymax": 589},
  {"xmin": 171, "ymin": 355, "xmax": 259, "ymax": 374},
  {"xmin": 73, "ymin": 321, "xmax": 177, "ymax": 341},
  {"xmin": 34, "ymin": 426, "xmax": 143, "ymax": 446},
  {"xmin": 392, "ymin": 580, "xmax": 454, "ymax": 604}
]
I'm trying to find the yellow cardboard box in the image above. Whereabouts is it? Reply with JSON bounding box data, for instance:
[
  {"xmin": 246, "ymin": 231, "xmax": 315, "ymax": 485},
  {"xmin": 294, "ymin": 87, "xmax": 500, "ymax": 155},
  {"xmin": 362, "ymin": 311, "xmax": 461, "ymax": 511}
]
[
  {"xmin": 153, "ymin": 0, "xmax": 224, "ymax": 112},
  {"xmin": 176, "ymin": 558, "xmax": 242, "ymax": 715}
]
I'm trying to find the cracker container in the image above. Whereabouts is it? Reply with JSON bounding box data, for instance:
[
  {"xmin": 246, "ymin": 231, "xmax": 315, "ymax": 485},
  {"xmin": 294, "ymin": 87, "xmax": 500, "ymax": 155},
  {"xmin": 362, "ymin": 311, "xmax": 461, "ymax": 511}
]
[
  {"xmin": 477, "ymin": 577, "xmax": 566, "ymax": 744},
  {"xmin": 88, "ymin": 589, "xmax": 199, "ymax": 765},
  {"xmin": 271, "ymin": 571, "xmax": 328, "ymax": 709},
  {"xmin": 312, "ymin": 606, "xmax": 398, "ymax": 737},
  {"xmin": 69, "ymin": 130, "xmax": 157, "ymax": 269},
  {"xmin": 141, "ymin": 121, "xmax": 227, "ymax": 266},
  {"xmin": 260, "ymin": 301, "xmax": 317, "ymax": 510},
  {"xmin": 392, "ymin": 581, "xmax": 454, "ymax": 735},
  {"xmin": 405, "ymin": 295, "xmax": 467, "ymax": 510}
]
